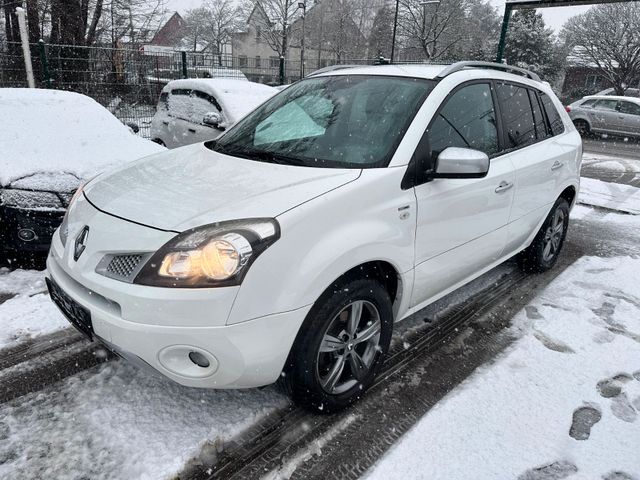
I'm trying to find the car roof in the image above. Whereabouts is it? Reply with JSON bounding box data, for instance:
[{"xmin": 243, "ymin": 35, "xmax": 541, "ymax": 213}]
[
  {"xmin": 309, "ymin": 63, "xmax": 547, "ymax": 88},
  {"xmin": 583, "ymin": 95, "xmax": 640, "ymax": 103}
]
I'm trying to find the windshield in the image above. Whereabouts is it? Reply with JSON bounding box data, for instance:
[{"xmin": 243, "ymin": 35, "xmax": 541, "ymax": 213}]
[{"xmin": 208, "ymin": 75, "xmax": 436, "ymax": 168}]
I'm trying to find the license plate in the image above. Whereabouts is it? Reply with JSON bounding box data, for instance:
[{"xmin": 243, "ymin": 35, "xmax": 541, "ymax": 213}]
[{"xmin": 46, "ymin": 277, "xmax": 93, "ymax": 340}]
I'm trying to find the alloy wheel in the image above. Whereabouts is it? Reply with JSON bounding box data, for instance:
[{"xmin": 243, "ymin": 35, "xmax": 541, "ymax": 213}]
[
  {"xmin": 542, "ymin": 208, "xmax": 565, "ymax": 262},
  {"xmin": 316, "ymin": 300, "xmax": 382, "ymax": 394}
]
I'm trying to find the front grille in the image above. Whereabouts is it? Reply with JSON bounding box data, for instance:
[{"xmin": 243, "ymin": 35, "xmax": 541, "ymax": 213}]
[
  {"xmin": 96, "ymin": 253, "xmax": 151, "ymax": 283},
  {"xmin": 107, "ymin": 255, "xmax": 143, "ymax": 278}
]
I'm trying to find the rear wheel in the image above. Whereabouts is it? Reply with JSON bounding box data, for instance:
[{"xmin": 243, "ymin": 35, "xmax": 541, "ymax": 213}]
[
  {"xmin": 518, "ymin": 198, "xmax": 570, "ymax": 273},
  {"xmin": 573, "ymin": 119, "xmax": 590, "ymax": 137},
  {"xmin": 282, "ymin": 278, "xmax": 393, "ymax": 413}
]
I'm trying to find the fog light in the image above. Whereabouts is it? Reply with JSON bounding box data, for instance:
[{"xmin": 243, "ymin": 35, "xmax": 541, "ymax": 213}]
[
  {"xmin": 18, "ymin": 228, "xmax": 36, "ymax": 242},
  {"xmin": 188, "ymin": 351, "xmax": 210, "ymax": 368}
]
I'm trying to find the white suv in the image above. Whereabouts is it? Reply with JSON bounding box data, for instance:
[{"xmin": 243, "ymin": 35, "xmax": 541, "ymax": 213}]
[{"xmin": 46, "ymin": 62, "xmax": 581, "ymax": 412}]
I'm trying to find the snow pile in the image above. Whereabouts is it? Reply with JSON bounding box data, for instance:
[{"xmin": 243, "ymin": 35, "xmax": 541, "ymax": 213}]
[
  {"xmin": 0, "ymin": 268, "xmax": 46, "ymax": 297},
  {"xmin": 0, "ymin": 268, "xmax": 66, "ymax": 350},
  {"xmin": 0, "ymin": 292, "xmax": 68, "ymax": 350},
  {"xmin": 579, "ymin": 177, "xmax": 640, "ymax": 214},
  {"xmin": 0, "ymin": 361, "xmax": 286, "ymax": 480},
  {"xmin": 582, "ymin": 153, "xmax": 640, "ymax": 172},
  {"xmin": 367, "ymin": 256, "xmax": 640, "ymax": 480},
  {"xmin": 0, "ymin": 89, "xmax": 164, "ymax": 187}
]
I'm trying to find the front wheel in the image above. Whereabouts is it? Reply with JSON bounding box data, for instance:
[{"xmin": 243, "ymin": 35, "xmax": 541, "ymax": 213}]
[
  {"xmin": 518, "ymin": 198, "xmax": 570, "ymax": 273},
  {"xmin": 282, "ymin": 278, "xmax": 393, "ymax": 413}
]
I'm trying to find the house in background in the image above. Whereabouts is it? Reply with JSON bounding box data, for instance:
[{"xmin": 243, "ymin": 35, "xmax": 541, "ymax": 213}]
[{"xmin": 232, "ymin": 0, "xmax": 366, "ymax": 84}]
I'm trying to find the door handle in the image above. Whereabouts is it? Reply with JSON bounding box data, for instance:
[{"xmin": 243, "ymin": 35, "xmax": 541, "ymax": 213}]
[
  {"xmin": 162, "ymin": 121, "xmax": 169, "ymax": 126},
  {"xmin": 551, "ymin": 161, "xmax": 564, "ymax": 171},
  {"xmin": 495, "ymin": 181, "xmax": 513, "ymax": 193},
  {"xmin": 188, "ymin": 128, "xmax": 197, "ymax": 133}
]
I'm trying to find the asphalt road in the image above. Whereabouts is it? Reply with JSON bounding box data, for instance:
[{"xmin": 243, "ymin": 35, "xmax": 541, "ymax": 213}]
[{"xmin": 583, "ymin": 136, "xmax": 640, "ymax": 160}]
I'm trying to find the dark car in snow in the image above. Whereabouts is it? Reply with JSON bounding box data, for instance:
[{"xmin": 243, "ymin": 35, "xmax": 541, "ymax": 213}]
[{"xmin": 0, "ymin": 88, "xmax": 164, "ymax": 258}]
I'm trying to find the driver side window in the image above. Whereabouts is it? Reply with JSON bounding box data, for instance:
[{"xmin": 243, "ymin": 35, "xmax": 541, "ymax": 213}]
[{"xmin": 426, "ymin": 83, "xmax": 499, "ymax": 169}]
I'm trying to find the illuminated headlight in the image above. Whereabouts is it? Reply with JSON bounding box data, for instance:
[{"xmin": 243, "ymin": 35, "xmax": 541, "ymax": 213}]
[{"xmin": 134, "ymin": 219, "xmax": 280, "ymax": 288}]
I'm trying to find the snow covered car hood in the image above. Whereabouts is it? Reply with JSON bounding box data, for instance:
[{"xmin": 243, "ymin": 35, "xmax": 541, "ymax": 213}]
[
  {"xmin": 0, "ymin": 89, "xmax": 164, "ymax": 188},
  {"xmin": 83, "ymin": 143, "xmax": 360, "ymax": 232}
]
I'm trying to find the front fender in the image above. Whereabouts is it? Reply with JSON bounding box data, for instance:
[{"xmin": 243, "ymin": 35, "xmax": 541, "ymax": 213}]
[{"xmin": 227, "ymin": 167, "xmax": 416, "ymax": 325}]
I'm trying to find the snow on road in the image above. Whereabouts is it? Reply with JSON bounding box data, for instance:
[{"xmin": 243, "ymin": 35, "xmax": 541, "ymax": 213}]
[
  {"xmin": 579, "ymin": 177, "xmax": 640, "ymax": 214},
  {"xmin": 0, "ymin": 361, "xmax": 287, "ymax": 480},
  {"xmin": 0, "ymin": 269, "xmax": 67, "ymax": 350},
  {"xmin": 366, "ymin": 256, "xmax": 640, "ymax": 480}
]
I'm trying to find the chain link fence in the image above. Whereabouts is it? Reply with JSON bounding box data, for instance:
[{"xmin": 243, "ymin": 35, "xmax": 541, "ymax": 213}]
[{"xmin": 0, "ymin": 42, "xmax": 404, "ymax": 139}]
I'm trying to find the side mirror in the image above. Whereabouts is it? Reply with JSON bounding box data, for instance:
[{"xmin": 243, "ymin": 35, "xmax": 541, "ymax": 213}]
[
  {"xmin": 433, "ymin": 147, "xmax": 489, "ymax": 179},
  {"xmin": 203, "ymin": 112, "xmax": 222, "ymax": 128}
]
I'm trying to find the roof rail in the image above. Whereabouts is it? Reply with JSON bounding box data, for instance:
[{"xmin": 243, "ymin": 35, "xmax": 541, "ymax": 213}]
[
  {"xmin": 436, "ymin": 61, "xmax": 541, "ymax": 82},
  {"xmin": 306, "ymin": 64, "xmax": 362, "ymax": 77}
]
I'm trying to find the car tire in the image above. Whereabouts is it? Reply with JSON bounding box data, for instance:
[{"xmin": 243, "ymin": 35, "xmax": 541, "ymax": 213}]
[
  {"xmin": 573, "ymin": 119, "xmax": 590, "ymax": 137},
  {"xmin": 282, "ymin": 277, "xmax": 393, "ymax": 413},
  {"xmin": 518, "ymin": 198, "xmax": 570, "ymax": 273},
  {"xmin": 152, "ymin": 138, "xmax": 166, "ymax": 147}
]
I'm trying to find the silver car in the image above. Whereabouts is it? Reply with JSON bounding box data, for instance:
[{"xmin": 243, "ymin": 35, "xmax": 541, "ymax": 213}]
[{"xmin": 567, "ymin": 95, "xmax": 640, "ymax": 138}]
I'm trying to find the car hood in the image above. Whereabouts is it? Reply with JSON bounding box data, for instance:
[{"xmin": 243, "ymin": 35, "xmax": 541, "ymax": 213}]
[{"xmin": 84, "ymin": 143, "xmax": 360, "ymax": 232}]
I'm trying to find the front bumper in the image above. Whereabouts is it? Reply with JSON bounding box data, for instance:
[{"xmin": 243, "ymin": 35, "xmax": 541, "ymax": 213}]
[{"xmin": 46, "ymin": 197, "xmax": 310, "ymax": 388}]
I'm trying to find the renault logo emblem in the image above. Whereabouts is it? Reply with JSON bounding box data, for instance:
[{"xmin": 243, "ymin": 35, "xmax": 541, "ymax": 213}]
[{"xmin": 74, "ymin": 226, "xmax": 89, "ymax": 261}]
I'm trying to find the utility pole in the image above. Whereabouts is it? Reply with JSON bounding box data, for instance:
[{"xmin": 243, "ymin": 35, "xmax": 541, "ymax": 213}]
[
  {"xmin": 496, "ymin": 4, "xmax": 513, "ymax": 63},
  {"xmin": 299, "ymin": 1, "xmax": 306, "ymax": 78},
  {"xmin": 390, "ymin": 0, "xmax": 400, "ymax": 63}
]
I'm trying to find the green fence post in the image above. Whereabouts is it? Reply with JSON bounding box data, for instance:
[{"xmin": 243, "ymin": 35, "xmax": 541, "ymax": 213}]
[
  {"xmin": 38, "ymin": 40, "xmax": 52, "ymax": 88},
  {"xmin": 181, "ymin": 51, "xmax": 188, "ymax": 78},
  {"xmin": 496, "ymin": 4, "xmax": 513, "ymax": 63},
  {"xmin": 279, "ymin": 56, "xmax": 285, "ymax": 85}
]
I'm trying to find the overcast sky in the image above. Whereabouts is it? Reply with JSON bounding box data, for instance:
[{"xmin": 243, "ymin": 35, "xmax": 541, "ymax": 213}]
[{"xmin": 165, "ymin": 0, "xmax": 590, "ymax": 33}]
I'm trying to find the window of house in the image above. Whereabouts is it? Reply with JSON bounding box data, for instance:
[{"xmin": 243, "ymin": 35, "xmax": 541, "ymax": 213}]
[
  {"xmin": 426, "ymin": 83, "xmax": 499, "ymax": 166},
  {"xmin": 495, "ymin": 82, "xmax": 536, "ymax": 149},
  {"xmin": 238, "ymin": 55, "xmax": 248, "ymax": 68},
  {"xmin": 585, "ymin": 74, "xmax": 601, "ymax": 88},
  {"xmin": 269, "ymin": 56, "xmax": 279, "ymax": 68},
  {"xmin": 255, "ymin": 56, "xmax": 261, "ymax": 68}
]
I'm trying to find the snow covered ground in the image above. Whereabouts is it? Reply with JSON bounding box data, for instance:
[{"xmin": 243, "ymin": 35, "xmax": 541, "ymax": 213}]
[
  {"xmin": 0, "ymin": 362, "xmax": 286, "ymax": 480},
  {"xmin": 579, "ymin": 177, "xmax": 640, "ymax": 214},
  {"xmin": 0, "ymin": 269, "xmax": 67, "ymax": 350},
  {"xmin": 366, "ymin": 255, "xmax": 640, "ymax": 480}
]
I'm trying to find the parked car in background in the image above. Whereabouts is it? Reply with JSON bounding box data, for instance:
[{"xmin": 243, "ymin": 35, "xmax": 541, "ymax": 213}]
[
  {"xmin": 47, "ymin": 62, "xmax": 580, "ymax": 413},
  {"xmin": 0, "ymin": 89, "xmax": 164, "ymax": 259},
  {"xmin": 596, "ymin": 87, "xmax": 640, "ymax": 98},
  {"xmin": 566, "ymin": 95, "xmax": 640, "ymax": 137},
  {"xmin": 150, "ymin": 79, "xmax": 277, "ymax": 148}
]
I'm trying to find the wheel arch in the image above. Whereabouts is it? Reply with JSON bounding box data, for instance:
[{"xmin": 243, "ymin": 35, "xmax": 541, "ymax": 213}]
[{"xmin": 559, "ymin": 184, "xmax": 577, "ymax": 208}]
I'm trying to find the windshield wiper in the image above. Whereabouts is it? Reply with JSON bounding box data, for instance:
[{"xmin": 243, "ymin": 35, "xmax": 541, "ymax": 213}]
[{"xmin": 213, "ymin": 142, "xmax": 306, "ymax": 166}]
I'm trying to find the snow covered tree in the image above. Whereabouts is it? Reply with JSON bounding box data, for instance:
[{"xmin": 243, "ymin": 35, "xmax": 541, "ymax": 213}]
[
  {"xmin": 368, "ymin": 4, "xmax": 394, "ymax": 59},
  {"xmin": 503, "ymin": 10, "xmax": 561, "ymax": 82},
  {"xmin": 563, "ymin": 3, "xmax": 640, "ymax": 95}
]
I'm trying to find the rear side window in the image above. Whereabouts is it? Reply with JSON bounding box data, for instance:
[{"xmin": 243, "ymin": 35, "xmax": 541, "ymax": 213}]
[
  {"xmin": 540, "ymin": 92, "xmax": 565, "ymax": 136},
  {"xmin": 158, "ymin": 92, "xmax": 168, "ymax": 111},
  {"xmin": 581, "ymin": 99, "xmax": 597, "ymax": 108},
  {"xmin": 495, "ymin": 82, "xmax": 536, "ymax": 149},
  {"xmin": 594, "ymin": 99, "xmax": 618, "ymax": 111},
  {"xmin": 619, "ymin": 101, "xmax": 640, "ymax": 116},
  {"xmin": 528, "ymin": 90, "xmax": 548, "ymax": 140},
  {"xmin": 426, "ymin": 83, "xmax": 500, "ymax": 165}
]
